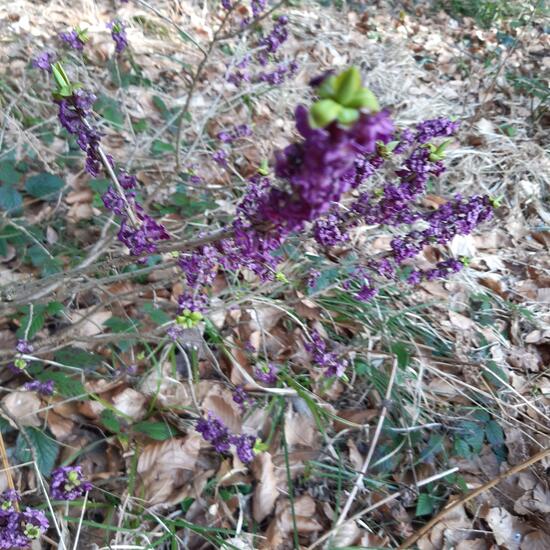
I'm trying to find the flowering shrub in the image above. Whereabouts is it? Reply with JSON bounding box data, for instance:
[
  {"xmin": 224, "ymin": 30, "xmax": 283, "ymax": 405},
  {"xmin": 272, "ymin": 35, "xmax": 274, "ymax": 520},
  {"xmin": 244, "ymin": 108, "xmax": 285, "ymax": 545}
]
[{"xmin": 0, "ymin": 2, "xmax": 500, "ymax": 544}]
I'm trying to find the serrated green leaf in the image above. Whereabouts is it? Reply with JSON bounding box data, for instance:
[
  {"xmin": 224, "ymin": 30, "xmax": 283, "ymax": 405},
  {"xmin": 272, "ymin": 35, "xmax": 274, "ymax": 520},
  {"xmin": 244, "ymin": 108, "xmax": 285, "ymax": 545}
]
[
  {"xmin": 151, "ymin": 140, "xmax": 175, "ymax": 155},
  {"xmin": 133, "ymin": 421, "xmax": 176, "ymax": 440},
  {"xmin": 0, "ymin": 161, "xmax": 21, "ymax": 185},
  {"xmin": 415, "ymin": 493, "xmax": 434, "ymax": 516},
  {"xmin": 0, "ymin": 184, "xmax": 23, "ymax": 211},
  {"xmin": 453, "ymin": 437, "xmax": 472, "ymax": 458},
  {"xmin": 100, "ymin": 409, "xmax": 121, "ymax": 433},
  {"xmin": 103, "ymin": 316, "xmax": 139, "ymax": 333},
  {"xmin": 54, "ymin": 347, "xmax": 103, "ymax": 370},
  {"xmin": 15, "ymin": 428, "xmax": 59, "ymax": 475},
  {"xmin": 25, "ymin": 173, "xmax": 64, "ymax": 200},
  {"xmin": 485, "ymin": 420, "xmax": 505, "ymax": 446}
]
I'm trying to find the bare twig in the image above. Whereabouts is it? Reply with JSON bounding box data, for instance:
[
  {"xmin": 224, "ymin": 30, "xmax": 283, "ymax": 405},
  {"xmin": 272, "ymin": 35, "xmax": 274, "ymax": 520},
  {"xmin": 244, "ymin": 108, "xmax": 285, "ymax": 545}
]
[{"xmin": 333, "ymin": 356, "xmax": 399, "ymax": 530}]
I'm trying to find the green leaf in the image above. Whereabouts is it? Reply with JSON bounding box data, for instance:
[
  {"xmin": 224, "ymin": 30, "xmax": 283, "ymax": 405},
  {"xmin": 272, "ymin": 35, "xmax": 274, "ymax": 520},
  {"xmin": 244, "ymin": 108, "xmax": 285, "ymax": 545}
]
[
  {"xmin": 54, "ymin": 347, "xmax": 103, "ymax": 370},
  {"xmin": 39, "ymin": 371, "xmax": 86, "ymax": 398},
  {"xmin": 485, "ymin": 420, "xmax": 505, "ymax": 446},
  {"xmin": 415, "ymin": 493, "xmax": 435, "ymax": 516},
  {"xmin": 0, "ymin": 417, "xmax": 14, "ymax": 434},
  {"xmin": 25, "ymin": 173, "xmax": 64, "ymax": 200},
  {"xmin": 390, "ymin": 341, "xmax": 410, "ymax": 369},
  {"xmin": 309, "ymin": 99, "xmax": 341, "ymax": 128},
  {"xmin": 141, "ymin": 303, "xmax": 171, "ymax": 325},
  {"xmin": 95, "ymin": 95, "xmax": 124, "ymax": 128},
  {"xmin": 150, "ymin": 140, "xmax": 175, "ymax": 155},
  {"xmin": 100, "ymin": 409, "xmax": 122, "ymax": 433},
  {"xmin": 0, "ymin": 161, "xmax": 21, "ymax": 185},
  {"xmin": 16, "ymin": 311, "xmax": 45, "ymax": 340},
  {"xmin": 333, "ymin": 67, "xmax": 362, "ymax": 105},
  {"xmin": 103, "ymin": 316, "xmax": 139, "ymax": 333},
  {"xmin": 453, "ymin": 437, "xmax": 472, "ymax": 458},
  {"xmin": 133, "ymin": 421, "xmax": 176, "ymax": 440},
  {"xmin": 0, "ymin": 184, "xmax": 23, "ymax": 211},
  {"xmin": 15, "ymin": 428, "xmax": 60, "ymax": 475}
]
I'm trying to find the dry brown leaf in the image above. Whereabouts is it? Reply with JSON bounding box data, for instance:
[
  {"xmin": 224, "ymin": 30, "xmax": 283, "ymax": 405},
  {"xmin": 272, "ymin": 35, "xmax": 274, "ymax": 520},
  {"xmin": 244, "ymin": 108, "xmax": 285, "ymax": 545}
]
[
  {"xmin": 252, "ymin": 452, "xmax": 279, "ymax": 522},
  {"xmin": 111, "ymin": 388, "xmax": 147, "ymax": 421},
  {"xmin": 284, "ymin": 407, "xmax": 318, "ymax": 450},
  {"xmin": 484, "ymin": 507, "xmax": 528, "ymax": 550},
  {"xmin": 137, "ymin": 434, "xmax": 201, "ymax": 505},
  {"xmin": 417, "ymin": 500, "xmax": 472, "ymax": 550},
  {"xmin": 2, "ymin": 391, "xmax": 42, "ymax": 427}
]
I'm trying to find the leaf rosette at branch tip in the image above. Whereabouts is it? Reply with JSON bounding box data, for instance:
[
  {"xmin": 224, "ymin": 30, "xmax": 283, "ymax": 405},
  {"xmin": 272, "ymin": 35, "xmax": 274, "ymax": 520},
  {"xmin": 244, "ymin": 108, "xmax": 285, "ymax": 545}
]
[{"xmin": 309, "ymin": 66, "xmax": 380, "ymax": 128}]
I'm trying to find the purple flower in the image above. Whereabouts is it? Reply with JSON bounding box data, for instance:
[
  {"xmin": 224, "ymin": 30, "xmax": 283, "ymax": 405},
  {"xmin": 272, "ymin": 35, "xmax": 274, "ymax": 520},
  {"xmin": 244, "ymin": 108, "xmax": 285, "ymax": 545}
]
[
  {"xmin": 117, "ymin": 213, "xmax": 170, "ymax": 257},
  {"xmin": 307, "ymin": 269, "xmax": 321, "ymax": 289},
  {"xmin": 229, "ymin": 434, "xmax": 256, "ymax": 463},
  {"xmin": 251, "ymin": 0, "xmax": 267, "ymax": 17},
  {"xmin": 233, "ymin": 385, "xmax": 253, "ymax": 412},
  {"xmin": 167, "ymin": 325, "xmax": 185, "ymax": 341},
  {"xmin": 118, "ymin": 170, "xmax": 137, "ymax": 190},
  {"xmin": 0, "ymin": 490, "xmax": 20, "ymax": 512},
  {"xmin": 20, "ymin": 508, "xmax": 49, "ymax": 542},
  {"xmin": 107, "ymin": 20, "xmax": 128, "ymax": 53},
  {"xmin": 254, "ymin": 363, "xmax": 278, "ymax": 384},
  {"xmin": 221, "ymin": 0, "xmax": 232, "ymax": 9},
  {"xmin": 305, "ymin": 331, "xmax": 347, "ymax": 378},
  {"xmin": 15, "ymin": 340, "xmax": 33, "ymax": 354},
  {"xmin": 24, "ymin": 380, "xmax": 55, "ymax": 396},
  {"xmin": 415, "ymin": 117, "xmax": 460, "ymax": 144},
  {"xmin": 212, "ymin": 149, "xmax": 229, "ymax": 167},
  {"xmin": 32, "ymin": 51, "xmax": 56, "ymax": 72},
  {"xmin": 177, "ymin": 291, "xmax": 209, "ymax": 313},
  {"xmin": 50, "ymin": 466, "xmax": 92, "ymax": 501},
  {"xmin": 313, "ymin": 214, "xmax": 347, "ymax": 246},
  {"xmin": 59, "ymin": 29, "xmax": 86, "ymax": 51},
  {"xmin": 217, "ymin": 124, "xmax": 252, "ymax": 143},
  {"xmin": 196, "ymin": 414, "xmax": 231, "ymax": 453}
]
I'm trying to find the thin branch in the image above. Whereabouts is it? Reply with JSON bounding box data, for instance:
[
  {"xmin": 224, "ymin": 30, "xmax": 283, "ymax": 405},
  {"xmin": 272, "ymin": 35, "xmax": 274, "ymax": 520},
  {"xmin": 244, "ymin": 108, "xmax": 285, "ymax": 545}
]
[{"xmin": 333, "ymin": 356, "xmax": 399, "ymax": 530}]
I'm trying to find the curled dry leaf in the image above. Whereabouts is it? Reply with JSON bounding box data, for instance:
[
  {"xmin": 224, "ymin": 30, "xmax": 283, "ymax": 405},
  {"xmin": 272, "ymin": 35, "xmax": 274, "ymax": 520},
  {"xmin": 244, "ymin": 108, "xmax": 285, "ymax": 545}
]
[
  {"xmin": 111, "ymin": 388, "xmax": 147, "ymax": 421},
  {"xmin": 137, "ymin": 433, "xmax": 201, "ymax": 506},
  {"xmin": 417, "ymin": 500, "xmax": 472, "ymax": 550},
  {"xmin": 252, "ymin": 452, "xmax": 279, "ymax": 523},
  {"xmin": 263, "ymin": 494, "xmax": 323, "ymax": 548},
  {"xmin": 284, "ymin": 407, "xmax": 318, "ymax": 450},
  {"xmin": 484, "ymin": 507, "xmax": 529, "ymax": 550},
  {"xmin": 1, "ymin": 391, "xmax": 42, "ymax": 427}
]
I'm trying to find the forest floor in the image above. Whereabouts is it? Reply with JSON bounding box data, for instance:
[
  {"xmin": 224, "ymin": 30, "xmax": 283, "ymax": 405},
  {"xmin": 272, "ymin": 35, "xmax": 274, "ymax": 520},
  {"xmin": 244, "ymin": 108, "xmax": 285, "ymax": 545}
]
[{"xmin": 0, "ymin": 0, "xmax": 549, "ymax": 549}]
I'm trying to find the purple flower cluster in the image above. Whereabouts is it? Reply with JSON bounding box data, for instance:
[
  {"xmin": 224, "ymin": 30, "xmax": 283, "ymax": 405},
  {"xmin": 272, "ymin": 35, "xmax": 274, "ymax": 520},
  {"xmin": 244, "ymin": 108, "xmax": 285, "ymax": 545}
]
[
  {"xmin": 59, "ymin": 29, "xmax": 86, "ymax": 51},
  {"xmin": 264, "ymin": 106, "xmax": 393, "ymax": 229},
  {"xmin": 254, "ymin": 362, "xmax": 278, "ymax": 384},
  {"xmin": 390, "ymin": 195, "xmax": 493, "ymax": 264},
  {"xmin": 32, "ymin": 51, "xmax": 56, "ymax": 72},
  {"xmin": 15, "ymin": 340, "xmax": 33, "ymax": 354},
  {"xmin": 217, "ymin": 124, "xmax": 252, "ymax": 143},
  {"xmin": 305, "ymin": 330, "xmax": 348, "ymax": 378},
  {"xmin": 196, "ymin": 413, "xmax": 256, "ymax": 463},
  {"xmin": 50, "ymin": 466, "xmax": 92, "ymax": 501},
  {"xmin": 256, "ymin": 60, "xmax": 299, "ymax": 86},
  {"xmin": 415, "ymin": 117, "xmax": 460, "ymax": 144},
  {"xmin": 233, "ymin": 385, "xmax": 253, "ymax": 412},
  {"xmin": 24, "ymin": 380, "xmax": 55, "ymax": 396},
  {"xmin": 54, "ymin": 84, "xmax": 169, "ymax": 257},
  {"xmin": 0, "ymin": 490, "xmax": 49, "ymax": 549},
  {"xmin": 107, "ymin": 20, "xmax": 128, "ymax": 54},
  {"xmin": 257, "ymin": 16, "xmax": 289, "ymax": 65},
  {"xmin": 175, "ymin": 69, "xmax": 491, "ymax": 317},
  {"xmin": 227, "ymin": 16, "xmax": 297, "ymax": 87},
  {"xmin": 56, "ymin": 89, "xmax": 103, "ymax": 177}
]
